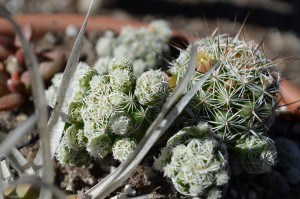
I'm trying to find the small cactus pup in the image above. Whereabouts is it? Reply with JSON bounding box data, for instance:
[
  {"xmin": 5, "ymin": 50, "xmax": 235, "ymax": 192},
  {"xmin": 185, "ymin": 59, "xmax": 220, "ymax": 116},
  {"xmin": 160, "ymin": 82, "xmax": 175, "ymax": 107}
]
[
  {"xmin": 232, "ymin": 134, "xmax": 277, "ymax": 174},
  {"xmin": 168, "ymin": 31, "xmax": 280, "ymax": 173},
  {"xmin": 154, "ymin": 123, "xmax": 229, "ymax": 198},
  {"xmin": 46, "ymin": 56, "xmax": 169, "ymax": 166},
  {"xmin": 95, "ymin": 20, "xmax": 172, "ymax": 77}
]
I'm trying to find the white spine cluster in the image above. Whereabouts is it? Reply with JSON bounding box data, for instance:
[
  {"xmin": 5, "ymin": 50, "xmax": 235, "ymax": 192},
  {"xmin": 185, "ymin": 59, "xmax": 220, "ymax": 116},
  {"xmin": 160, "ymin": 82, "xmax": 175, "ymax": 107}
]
[
  {"xmin": 154, "ymin": 123, "xmax": 229, "ymax": 198},
  {"xmin": 86, "ymin": 133, "xmax": 112, "ymax": 159},
  {"xmin": 108, "ymin": 112, "xmax": 133, "ymax": 135},
  {"xmin": 112, "ymin": 138, "xmax": 137, "ymax": 162},
  {"xmin": 135, "ymin": 69, "xmax": 169, "ymax": 106}
]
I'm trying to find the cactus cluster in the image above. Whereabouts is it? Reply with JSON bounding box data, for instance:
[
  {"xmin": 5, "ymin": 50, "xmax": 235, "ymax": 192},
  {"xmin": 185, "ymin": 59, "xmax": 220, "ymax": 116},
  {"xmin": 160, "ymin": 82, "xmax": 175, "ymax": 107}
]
[
  {"xmin": 167, "ymin": 33, "xmax": 279, "ymax": 174},
  {"xmin": 47, "ymin": 57, "xmax": 169, "ymax": 166},
  {"xmin": 154, "ymin": 123, "xmax": 229, "ymax": 198},
  {"xmin": 95, "ymin": 20, "xmax": 172, "ymax": 77},
  {"xmin": 154, "ymin": 33, "xmax": 279, "ymax": 198},
  {"xmin": 47, "ymin": 27, "xmax": 281, "ymax": 198}
]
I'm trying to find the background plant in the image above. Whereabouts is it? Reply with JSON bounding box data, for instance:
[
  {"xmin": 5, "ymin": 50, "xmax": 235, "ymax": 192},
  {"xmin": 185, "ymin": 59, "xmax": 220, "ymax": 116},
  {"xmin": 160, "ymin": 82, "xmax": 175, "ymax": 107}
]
[{"xmin": 95, "ymin": 20, "xmax": 172, "ymax": 77}]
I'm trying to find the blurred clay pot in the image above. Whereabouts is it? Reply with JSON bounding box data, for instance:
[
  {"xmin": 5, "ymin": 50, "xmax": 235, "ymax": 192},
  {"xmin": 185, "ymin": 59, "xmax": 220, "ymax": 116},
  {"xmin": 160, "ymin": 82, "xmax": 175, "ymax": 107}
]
[
  {"xmin": 0, "ymin": 14, "xmax": 188, "ymax": 111},
  {"xmin": 278, "ymin": 78, "xmax": 300, "ymax": 114}
]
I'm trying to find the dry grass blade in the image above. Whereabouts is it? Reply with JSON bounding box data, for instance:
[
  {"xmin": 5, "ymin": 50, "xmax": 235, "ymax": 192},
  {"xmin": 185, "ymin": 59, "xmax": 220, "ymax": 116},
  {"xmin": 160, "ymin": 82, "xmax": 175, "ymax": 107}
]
[
  {"xmin": 0, "ymin": 160, "xmax": 13, "ymax": 199},
  {"xmin": 0, "ymin": 114, "xmax": 37, "ymax": 157},
  {"xmin": 0, "ymin": 4, "xmax": 52, "ymax": 198},
  {"xmin": 85, "ymin": 46, "xmax": 218, "ymax": 199},
  {"xmin": 5, "ymin": 148, "xmax": 35, "ymax": 175},
  {"xmin": 33, "ymin": 0, "xmax": 94, "ymax": 167}
]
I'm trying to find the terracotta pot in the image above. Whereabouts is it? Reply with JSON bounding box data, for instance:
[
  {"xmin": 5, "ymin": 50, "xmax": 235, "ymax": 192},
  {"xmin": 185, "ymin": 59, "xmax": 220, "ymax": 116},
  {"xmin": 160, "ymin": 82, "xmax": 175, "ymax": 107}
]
[
  {"xmin": 0, "ymin": 14, "xmax": 188, "ymax": 41},
  {"xmin": 278, "ymin": 78, "xmax": 300, "ymax": 114},
  {"xmin": 0, "ymin": 14, "xmax": 189, "ymax": 111}
]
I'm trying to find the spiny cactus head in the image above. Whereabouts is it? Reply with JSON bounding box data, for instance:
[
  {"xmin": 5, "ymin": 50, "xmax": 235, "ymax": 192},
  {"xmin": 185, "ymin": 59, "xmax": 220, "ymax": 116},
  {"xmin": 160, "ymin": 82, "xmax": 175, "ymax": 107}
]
[
  {"xmin": 112, "ymin": 138, "xmax": 137, "ymax": 162},
  {"xmin": 64, "ymin": 125, "xmax": 87, "ymax": 149},
  {"xmin": 132, "ymin": 105, "xmax": 156, "ymax": 126},
  {"xmin": 233, "ymin": 134, "xmax": 277, "ymax": 174},
  {"xmin": 167, "ymin": 122, "xmax": 214, "ymax": 146},
  {"xmin": 56, "ymin": 140, "xmax": 89, "ymax": 167},
  {"xmin": 82, "ymin": 117, "xmax": 109, "ymax": 138},
  {"xmin": 108, "ymin": 112, "xmax": 134, "ymax": 136},
  {"xmin": 68, "ymin": 101, "xmax": 84, "ymax": 125},
  {"xmin": 89, "ymin": 75, "xmax": 111, "ymax": 96},
  {"xmin": 163, "ymin": 138, "xmax": 228, "ymax": 197},
  {"xmin": 106, "ymin": 57, "xmax": 134, "ymax": 93},
  {"xmin": 207, "ymin": 188, "xmax": 222, "ymax": 199},
  {"xmin": 109, "ymin": 69, "xmax": 134, "ymax": 94},
  {"xmin": 93, "ymin": 57, "xmax": 111, "ymax": 75},
  {"xmin": 134, "ymin": 69, "xmax": 169, "ymax": 107},
  {"xmin": 148, "ymin": 20, "xmax": 172, "ymax": 41},
  {"xmin": 95, "ymin": 20, "xmax": 171, "ymax": 77},
  {"xmin": 78, "ymin": 68, "xmax": 98, "ymax": 91},
  {"xmin": 109, "ymin": 56, "xmax": 133, "ymax": 72},
  {"xmin": 155, "ymin": 124, "xmax": 228, "ymax": 197},
  {"xmin": 132, "ymin": 59, "xmax": 147, "ymax": 77},
  {"xmin": 95, "ymin": 31, "xmax": 115, "ymax": 57},
  {"xmin": 86, "ymin": 133, "xmax": 112, "ymax": 159}
]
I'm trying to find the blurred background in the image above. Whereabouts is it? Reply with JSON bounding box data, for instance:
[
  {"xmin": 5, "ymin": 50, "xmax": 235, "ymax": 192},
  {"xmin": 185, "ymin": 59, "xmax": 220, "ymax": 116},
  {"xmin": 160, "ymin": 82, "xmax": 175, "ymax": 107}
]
[{"xmin": 1, "ymin": 0, "xmax": 300, "ymax": 85}]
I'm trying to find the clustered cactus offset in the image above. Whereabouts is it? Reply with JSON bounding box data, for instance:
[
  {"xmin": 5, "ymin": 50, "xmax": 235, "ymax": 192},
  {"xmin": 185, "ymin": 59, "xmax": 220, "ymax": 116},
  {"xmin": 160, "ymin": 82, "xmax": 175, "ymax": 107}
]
[
  {"xmin": 48, "ymin": 56, "xmax": 169, "ymax": 165},
  {"xmin": 154, "ymin": 123, "xmax": 229, "ymax": 198}
]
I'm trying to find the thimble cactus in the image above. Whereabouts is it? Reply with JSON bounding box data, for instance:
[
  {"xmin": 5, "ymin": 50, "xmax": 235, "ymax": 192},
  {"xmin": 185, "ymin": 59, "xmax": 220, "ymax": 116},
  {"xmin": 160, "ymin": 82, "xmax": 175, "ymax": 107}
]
[
  {"xmin": 96, "ymin": 20, "xmax": 172, "ymax": 77},
  {"xmin": 135, "ymin": 69, "xmax": 169, "ymax": 106},
  {"xmin": 49, "ymin": 56, "xmax": 169, "ymax": 166},
  {"xmin": 154, "ymin": 123, "xmax": 229, "ymax": 198}
]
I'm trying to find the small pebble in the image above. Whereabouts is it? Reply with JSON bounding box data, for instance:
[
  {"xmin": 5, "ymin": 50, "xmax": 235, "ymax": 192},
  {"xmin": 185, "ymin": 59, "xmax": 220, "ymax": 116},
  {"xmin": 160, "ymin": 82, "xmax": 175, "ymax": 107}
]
[
  {"xmin": 124, "ymin": 184, "xmax": 136, "ymax": 196},
  {"xmin": 65, "ymin": 24, "xmax": 79, "ymax": 38}
]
